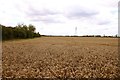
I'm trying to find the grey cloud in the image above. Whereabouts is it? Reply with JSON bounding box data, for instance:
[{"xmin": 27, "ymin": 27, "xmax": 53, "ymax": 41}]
[
  {"xmin": 69, "ymin": 11, "xmax": 98, "ymax": 18},
  {"xmin": 31, "ymin": 16, "xmax": 64, "ymax": 23},
  {"xmin": 25, "ymin": 4, "xmax": 99, "ymax": 23},
  {"xmin": 66, "ymin": 7, "xmax": 98, "ymax": 19},
  {"xmin": 98, "ymin": 21, "xmax": 111, "ymax": 25},
  {"xmin": 27, "ymin": 7, "xmax": 60, "ymax": 16},
  {"xmin": 24, "ymin": 5, "xmax": 64, "ymax": 23}
]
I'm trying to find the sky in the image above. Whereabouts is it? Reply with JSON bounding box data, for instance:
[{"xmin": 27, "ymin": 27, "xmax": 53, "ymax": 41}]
[{"xmin": 0, "ymin": 0, "xmax": 119, "ymax": 36}]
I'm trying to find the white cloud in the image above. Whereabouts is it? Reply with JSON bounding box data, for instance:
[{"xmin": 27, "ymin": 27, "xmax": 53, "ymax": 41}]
[{"xmin": 0, "ymin": 0, "xmax": 119, "ymax": 36}]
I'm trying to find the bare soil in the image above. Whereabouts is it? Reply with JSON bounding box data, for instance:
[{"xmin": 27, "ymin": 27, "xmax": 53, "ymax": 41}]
[{"xmin": 2, "ymin": 37, "xmax": 120, "ymax": 78}]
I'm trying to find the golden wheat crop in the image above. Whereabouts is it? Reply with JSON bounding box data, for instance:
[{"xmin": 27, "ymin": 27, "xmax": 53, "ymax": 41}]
[{"xmin": 2, "ymin": 37, "xmax": 120, "ymax": 78}]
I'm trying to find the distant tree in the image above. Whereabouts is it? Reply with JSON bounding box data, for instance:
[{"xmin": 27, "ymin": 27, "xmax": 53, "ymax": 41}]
[
  {"xmin": 1, "ymin": 24, "xmax": 41, "ymax": 40},
  {"xmin": 3, "ymin": 27, "xmax": 13, "ymax": 39},
  {"xmin": 27, "ymin": 24, "xmax": 36, "ymax": 38},
  {"xmin": 34, "ymin": 32, "xmax": 41, "ymax": 37},
  {"xmin": 94, "ymin": 35, "xmax": 101, "ymax": 37},
  {"xmin": 115, "ymin": 34, "xmax": 118, "ymax": 38},
  {"xmin": 16, "ymin": 24, "xmax": 26, "ymax": 38},
  {"xmin": 28, "ymin": 24, "xmax": 35, "ymax": 32}
]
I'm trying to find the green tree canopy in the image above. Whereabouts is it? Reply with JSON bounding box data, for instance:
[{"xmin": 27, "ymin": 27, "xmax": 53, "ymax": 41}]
[{"xmin": 1, "ymin": 24, "xmax": 41, "ymax": 40}]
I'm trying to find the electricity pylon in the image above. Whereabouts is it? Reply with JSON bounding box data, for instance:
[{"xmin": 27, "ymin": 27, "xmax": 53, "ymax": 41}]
[{"xmin": 75, "ymin": 27, "xmax": 77, "ymax": 35}]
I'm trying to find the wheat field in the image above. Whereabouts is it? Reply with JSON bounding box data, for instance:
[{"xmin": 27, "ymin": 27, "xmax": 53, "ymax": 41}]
[{"xmin": 2, "ymin": 37, "xmax": 120, "ymax": 78}]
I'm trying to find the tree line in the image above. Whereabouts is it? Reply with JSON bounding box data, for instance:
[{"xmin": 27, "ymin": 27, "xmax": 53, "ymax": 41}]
[
  {"xmin": 0, "ymin": 24, "xmax": 41, "ymax": 40},
  {"xmin": 82, "ymin": 35, "xmax": 119, "ymax": 38}
]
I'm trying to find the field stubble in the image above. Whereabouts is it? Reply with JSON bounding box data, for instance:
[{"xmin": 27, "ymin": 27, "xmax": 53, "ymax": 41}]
[{"xmin": 2, "ymin": 37, "xmax": 120, "ymax": 78}]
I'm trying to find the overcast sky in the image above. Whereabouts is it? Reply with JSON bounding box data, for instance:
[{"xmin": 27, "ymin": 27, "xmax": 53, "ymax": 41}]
[{"xmin": 0, "ymin": 0, "xmax": 119, "ymax": 36}]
